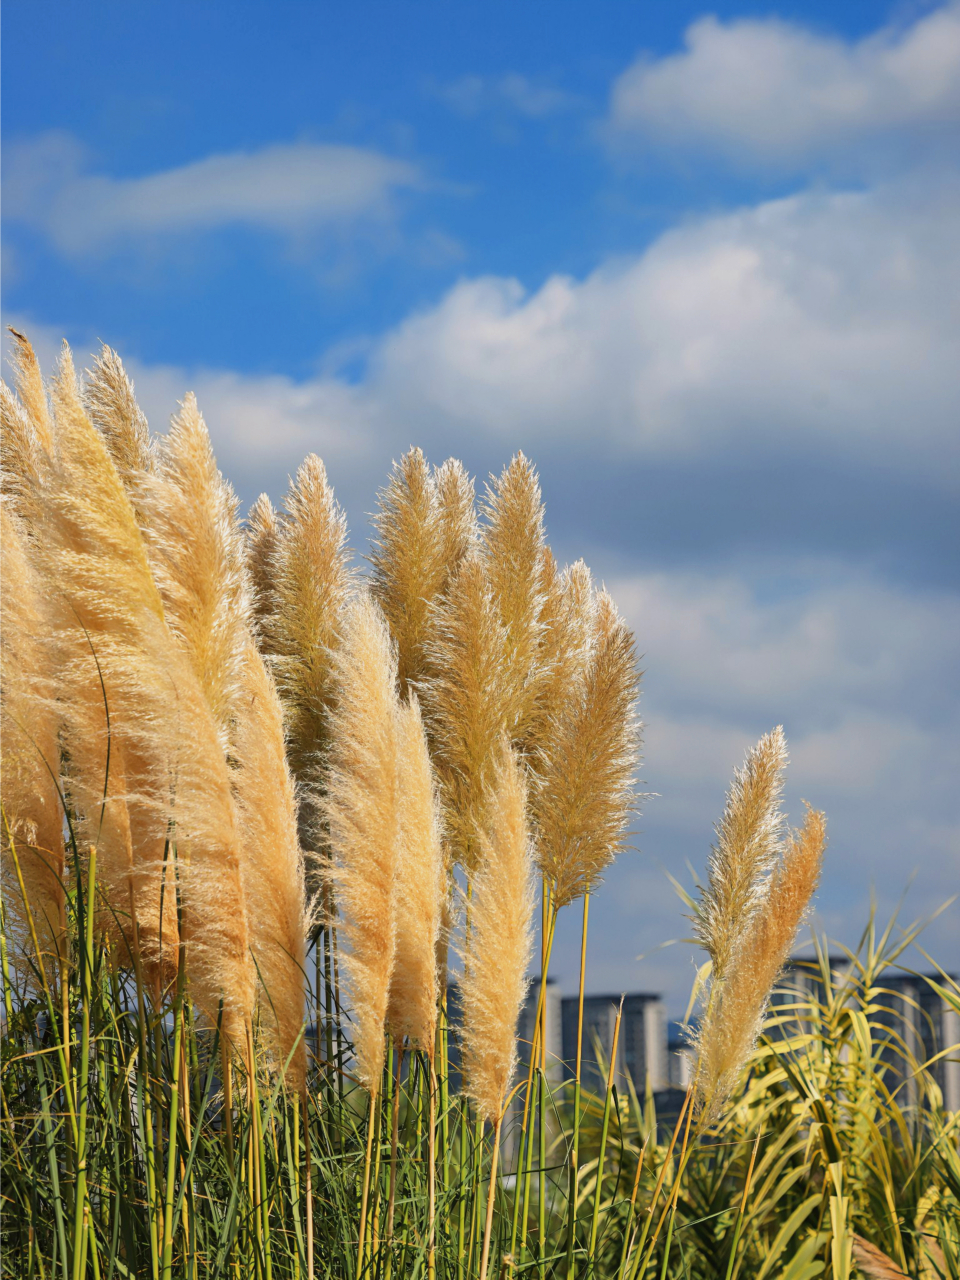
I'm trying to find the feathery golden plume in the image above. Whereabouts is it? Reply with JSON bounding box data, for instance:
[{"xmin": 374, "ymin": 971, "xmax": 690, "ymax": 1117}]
[
  {"xmin": 692, "ymin": 735, "xmax": 825, "ymax": 1122},
  {"xmin": 1, "ymin": 384, "xmax": 50, "ymax": 525},
  {"xmin": 421, "ymin": 553, "xmax": 517, "ymax": 872},
  {"xmin": 434, "ymin": 457, "xmax": 477, "ymax": 572},
  {"xmin": 84, "ymin": 344, "xmax": 153, "ymax": 509},
  {"xmin": 232, "ymin": 639, "xmax": 308, "ymax": 1089},
  {"xmin": 458, "ymin": 741, "xmax": 536, "ymax": 1123},
  {"xmin": 0, "ymin": 503, "xmax": 65, "ymax": 975},
  {"xmin": 266, "ymin": 455, "xmax": 354, "ymax": 843},
  {"xmin": 369, "ymin": 448, "xmax": 447, "ymax": 696},
  {"xmin": 324, "ymin": 593, "xmax": 401, "ymax": 1095},
  {"xmin": 45, "ymin": 358, "xmax": 252, "ymax": 1030},
  {"xmin": 532, "ymin": 588, "xmax": 642, "ymax": 909},
  {"xmin": 245, "ymin": 493, "xmax": 282, "ymax": 636},
  {"xmin": 6, "ymin": 328, "xmax": 54, "ymax": 456},
  {"xmin": 385, "ymin": 695, "xmax": 443, "ymax": 1053},
  {"xmin": 479, "ymin": 452, "xmax": 548, "ymax": 742},
  {"xmin": 46, "ymin": 346, "xmax": 147, "ymax": 959},
  {"xmin": 693, "ymin": 725, "xmax": 788, "ymax": 982},
  {"xmin": 524, "ymin": 554, "xmax": 593, "ymax": 754},
  {"xmin": 140, "ymin": 393, "xmax": 250, "ymax": 747},
  {"xmin": 2, "ymin": 331, "xmax": 58, "ymax": 528}
]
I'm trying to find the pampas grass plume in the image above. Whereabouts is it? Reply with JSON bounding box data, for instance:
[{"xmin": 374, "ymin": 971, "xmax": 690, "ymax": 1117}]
[
  {"xmin": 479, "ymin": 452, "xmax": 547, "ymax": 741},
  {"xmin": 232, "ymin": 640, "xmax": 308, "ymax": 1088},
  {"xmin": 693, "ymin": 731, "xmax": 826, "ymax": 1122},
  {"xmin": 434, "ymin": 457, "xmax": 477, "ymax": 573},
  {"xmin": 142, "ymin": 393, "xmax": 249, "ymax": 746},
  {"xmin": 84, "ymin": 344, "xmax": 153, "ymax": 490},
  {"xmin": 369, "ymin": 448, "xmax": 446, "ymax": 696},
  {"xmin": 694, "ymin": 725, "xmax": 788, "ymax": 981},
  {"xmin": 264, "ymin": 455, "xmax": 354, "ymax": 843},
  {"xmin": 245, "ymin": 493, "xmax": 282, "ymax": 635},
  {"xmin": 458, "ymin": 740, "xmax": 535, "ymax": 1123},
  {"xmin": 324, "ymin": 593, "xmax": 401, "ymax": 1094},
  {"xmin": 385, "ymin": 695, "xmax": 443, "ymax": 1053},
  {"xmin": 421, "ymin": 553, "xmax": 515, "ymax": 872},
  {"xmin": 533, "ymin": 588, "xmax": 641, "ymax": 908},
  {"xmin": 0, "ymin": 503, "xmax": 65, "ymax": 973}
]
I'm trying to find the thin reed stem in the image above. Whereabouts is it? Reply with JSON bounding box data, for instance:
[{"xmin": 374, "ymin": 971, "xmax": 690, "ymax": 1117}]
[
  {"xmin": 356, "ymin": 1091, "xmax": 379, "ymax": 1276},
  {"xmin": 566, "ymin": 891, "xmax": 590, "ymax": 1280},
  {"xmin": 723, "ymin": 1129, "xmax": 763, "ymax": 1280},
  {"xmin": 587, "ymin": 996, "xmax": 623, "ymax": 1266},
  {"xmin": 479, "ymin": 1115, "xmax": 504, "ymax": 1280}
]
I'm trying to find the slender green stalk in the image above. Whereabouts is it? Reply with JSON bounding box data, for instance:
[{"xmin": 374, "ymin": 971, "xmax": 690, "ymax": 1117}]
[
  {"xmin": 565, "ymin": 892, "xmax": 590, "ymax": 1280},
  {"xmin": 587, "ymin": 997, "xmax": 623, "ymax": 1268},
  {"xmin": 71, "ymin": 847, "xmax": 97, "ymax": 1280},
  {"xmin": 722, "ymin": 1129, "xmax": 762, "ymax": 1280},
  {"xmin": 514, "ymin": 907, "xmax": 558, "ymax": 1265},
  {"xmin": 161, "ymin": 978, "xmax": 185, "ymax": 1280},
  {"xmin": 478, "ymin": 1115, "xmax": 504, "ymax": 1280},
  {"xmin": 356, "ymin": 1090, "xmax": 379, "ymax": 1276}
]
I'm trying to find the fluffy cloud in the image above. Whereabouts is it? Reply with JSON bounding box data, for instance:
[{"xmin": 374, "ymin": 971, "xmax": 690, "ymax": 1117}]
[
  {"xmin": 11, "ymin": 170, "xmax": 957, "ymax": 498},
  {"xmin": 134, "ymin": 178, "xmax": 958, "ymax": 494},
  {"xmin": 370, "ymin": 181, "xmax": 959, "ymax": 483},
  {"xmin": 3, "ymin": 133, "xmax": 421, "ymax": 255},
  {"xmin": 608, "ymin": 4, "xmax": 960, "ymax": 168}
]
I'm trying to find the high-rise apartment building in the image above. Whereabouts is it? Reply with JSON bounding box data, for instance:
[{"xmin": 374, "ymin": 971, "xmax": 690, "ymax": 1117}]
[{"xmin": 560, "ymin": 992, "xmax": 668, "ymax": 1094}]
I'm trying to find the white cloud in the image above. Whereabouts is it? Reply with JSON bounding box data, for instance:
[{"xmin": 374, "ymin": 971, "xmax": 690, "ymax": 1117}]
[
  {"xmin": 608, "ymin": 4, "xmax": 960, "ymax": 168},
  {"xmin": 10, "ymin": 172, "xmax": 956, "ymax": 495},
  {"xmin": 432, "ymin": 73, "xmax": 581, "ymax": 118},
  {"xmin": 3, "ymin": 133, "xmax": 422, "ymax": 255},
  {"xmin": 366, "ymin": 179, "xmax": 960, "ymax": 485},
  {"xmin": 8, "ymin": 170, "xmax": 959, "ymax": 500}
]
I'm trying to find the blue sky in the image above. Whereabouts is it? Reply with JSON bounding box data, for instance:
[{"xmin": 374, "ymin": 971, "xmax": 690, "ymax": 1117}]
[{"xmin": 3, "ymin": 0, "xmax": 959, "ymax": 1013}]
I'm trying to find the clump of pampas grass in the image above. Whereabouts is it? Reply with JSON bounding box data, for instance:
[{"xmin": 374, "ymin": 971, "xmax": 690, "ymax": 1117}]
[
  {"xmin": 41, "ymin": 348, "xmax": 253, "ymax": 1031},
  {"xmin": 692, "ymin": 728, "xmax": 826, "ymax": 1121},
  {"xmin": 136, "ymin": 383, "xmax": 306, "ymax": 1061}
]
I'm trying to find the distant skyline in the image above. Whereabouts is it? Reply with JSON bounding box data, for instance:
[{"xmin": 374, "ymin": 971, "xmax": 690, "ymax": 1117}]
[{"xmin": 3, "ymin": 0, "xmax": 958, "ymax": 1015}]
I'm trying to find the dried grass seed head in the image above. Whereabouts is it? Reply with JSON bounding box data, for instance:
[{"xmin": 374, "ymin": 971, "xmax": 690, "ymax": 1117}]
[
  {"xmin": 369, "ymin": 447, "xmax": 447, "ymax": 696},
  {"xmin": 385, "ymin": 694, "xmax": 444, "ymax": 1053},
  {"xmin": 532, "ymin": 587, "xmax": 642, "ymax": 908},
  {"xmin": 694, "ymin": 725, "xmax": 788, "ymax": 982},
  {"xmin": 458, "ymin": 741, "xmax": 536, "ymax": 1123},
  {"xmin": 232, "ymin": 639, "xmax": 308, "ymax": 1089},
  {"xmin": 695, "ymin": 803, "xmax": 826, "ymax": 1123},
  {"xmin": 324, "ymin": 593, "xmax": 401, "ymax": 1094},
  {"xmin": 0, "ymin": 502, "xmax": 66, "ymax": 975}
]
